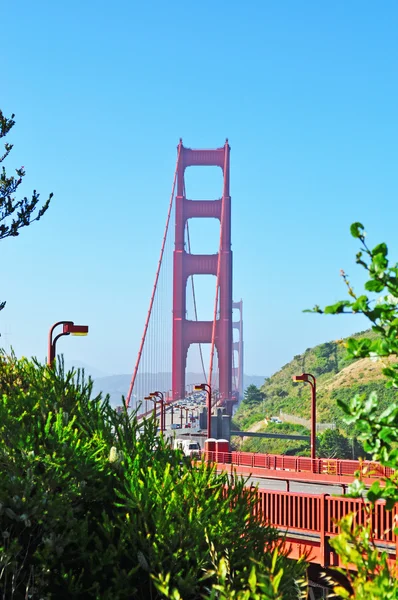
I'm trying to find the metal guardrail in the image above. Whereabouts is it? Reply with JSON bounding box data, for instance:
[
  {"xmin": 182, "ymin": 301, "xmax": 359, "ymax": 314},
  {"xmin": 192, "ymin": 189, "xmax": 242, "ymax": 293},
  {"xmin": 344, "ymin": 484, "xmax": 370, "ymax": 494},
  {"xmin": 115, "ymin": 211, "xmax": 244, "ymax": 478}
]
[
  {"xmin": 279, "ymin": 411, "xmax": 336, "ymax": 431},
  {"xmin": 206, "ymin": 450, "xmax": 394, "ymax": 479},
  {"xmin": 231, "ymin": 430, "xmax": 310, "ymax": 441},
  {"xmin": 251, "ymin": 488, "xmax": 397, "ymax": 566}
]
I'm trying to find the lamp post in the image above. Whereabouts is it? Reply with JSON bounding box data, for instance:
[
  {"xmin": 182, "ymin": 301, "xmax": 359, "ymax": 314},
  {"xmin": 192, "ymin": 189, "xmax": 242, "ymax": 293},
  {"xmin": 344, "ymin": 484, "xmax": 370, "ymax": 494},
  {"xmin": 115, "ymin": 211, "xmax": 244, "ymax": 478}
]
[
  {"xmin": 145, "ymin": 396, "xmax": 158, "ymax": 422},
  {"xmin": 47, "ymin": 321, "xmax": 89, "ymax": 366},
  {"xmin": 150, "ymin": 392, "xmax": 165, "ymax": 432},
  {"xmin": 292, "ymin": 373, "xmax": 317, "ymax": 462},
  {"xmin": 183, "ymin": 407, "xmax": 190, "ymax": 427},
  {"xmin": 194, "ymin": 383, "xmax": 212, "ymax": 438},
  {"xmin": 175, "ymin": 405, "xmax": 184, "ymax": 428}
]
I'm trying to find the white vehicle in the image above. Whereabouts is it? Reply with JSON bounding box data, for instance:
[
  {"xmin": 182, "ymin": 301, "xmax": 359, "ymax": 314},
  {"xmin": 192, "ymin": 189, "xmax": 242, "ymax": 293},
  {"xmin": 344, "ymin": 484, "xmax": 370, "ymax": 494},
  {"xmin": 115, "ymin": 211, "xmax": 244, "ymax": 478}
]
[
  {"xmin": 270, "ymin": 417, "xmax": 283, "ymax": 424},
  {"xmin": 174, "ymin": 438, "xmax": 201, "ymax": 457}
]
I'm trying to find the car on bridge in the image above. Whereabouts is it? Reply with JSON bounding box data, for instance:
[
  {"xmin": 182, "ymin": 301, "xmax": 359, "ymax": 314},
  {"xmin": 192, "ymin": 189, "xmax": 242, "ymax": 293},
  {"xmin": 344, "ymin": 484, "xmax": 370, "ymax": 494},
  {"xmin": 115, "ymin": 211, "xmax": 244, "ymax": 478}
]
[{"xmin": 174, "ymin": 438, "xmax": 201, "ymax": 457}]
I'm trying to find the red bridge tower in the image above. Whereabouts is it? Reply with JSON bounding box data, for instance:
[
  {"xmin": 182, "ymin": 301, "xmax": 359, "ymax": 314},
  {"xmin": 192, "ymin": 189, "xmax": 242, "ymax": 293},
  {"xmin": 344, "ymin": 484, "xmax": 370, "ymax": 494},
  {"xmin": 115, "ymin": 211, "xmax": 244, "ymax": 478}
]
[{"xmin": 172, "ymin": 140, "xmax": 233, "ymax": 403}]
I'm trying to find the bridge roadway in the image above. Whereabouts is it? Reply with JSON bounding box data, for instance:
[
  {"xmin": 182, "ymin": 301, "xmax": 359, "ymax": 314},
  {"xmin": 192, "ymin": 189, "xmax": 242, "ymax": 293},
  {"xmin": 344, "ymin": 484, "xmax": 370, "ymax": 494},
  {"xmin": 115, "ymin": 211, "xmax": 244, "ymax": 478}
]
[{"xmin": 246, "ymin": 476, "xmax": 343, "ymax": 495}]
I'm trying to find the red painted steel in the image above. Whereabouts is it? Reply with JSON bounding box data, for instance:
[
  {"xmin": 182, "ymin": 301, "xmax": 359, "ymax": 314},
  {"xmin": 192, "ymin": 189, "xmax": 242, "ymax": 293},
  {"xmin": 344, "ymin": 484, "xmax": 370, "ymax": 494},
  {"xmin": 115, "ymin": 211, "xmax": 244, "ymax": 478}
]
[
  {"xmin": 172, "ymin": 141, "xmax": 232, "ymax": 403},
  {"xmin": 48, "ymin": 320, "xmax": 73, "ymax": 365},
  {"xmin": 63, "ymin": 324, "xmax": 89, "ymax": 335},
  {"xmin": 292, "ymin": 373, "xmax": 317, "ymax": 460},
  {"xmin": 207, "ymin": 450, "xmax": 394, "ymax": 481},
  {"xmin": 250, "ymin": 487, "xmax": 397, "ymax": 568},
  {"xmin": 48, "ymin": 321, "xmax": 88, "ymax": 366}
]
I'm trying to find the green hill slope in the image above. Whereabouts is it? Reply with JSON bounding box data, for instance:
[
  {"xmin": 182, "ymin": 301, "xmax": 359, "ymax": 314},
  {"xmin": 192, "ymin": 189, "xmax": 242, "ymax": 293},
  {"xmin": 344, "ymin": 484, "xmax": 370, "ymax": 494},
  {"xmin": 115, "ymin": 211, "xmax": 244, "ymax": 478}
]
[{"xmin": 233, "ymin": 329, "xmax": 398, "ymax": 455}]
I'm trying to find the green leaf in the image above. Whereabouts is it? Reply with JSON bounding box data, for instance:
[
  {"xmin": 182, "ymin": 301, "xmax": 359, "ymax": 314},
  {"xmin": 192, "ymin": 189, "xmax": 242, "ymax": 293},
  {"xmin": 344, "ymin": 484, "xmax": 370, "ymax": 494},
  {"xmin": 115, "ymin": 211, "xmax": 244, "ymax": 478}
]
[
  {"xmin": 351, "ymin": 295, "xmax": 369, "ymax": 312},
  {"xmin": 324, "ymin": 300, "xmax": 352, "ymax": 314},
  {"xmin": 336, "ymin": 399, "xmax": 352, "ymax": 415},
  {"xmin": 365, "ymin": 279, "xmax": 385, "ymax": 292},
  {"xmin": 367, "ymin": 480, "xmax": 382, "ymax": 503},
  {"xmin": 372, "ymin": 243, "xmax": 388, "ymax": 257},
  {"xmin": 350, "ymin": 222, "xmax": 365, "ymax": 238},
  {"xmin": 372, "ymin": 252, "xmax": 388, "ymax": 273},
  {"xmin": 248, "ymin": 566, "xmax": 257, "ymax": 592}
]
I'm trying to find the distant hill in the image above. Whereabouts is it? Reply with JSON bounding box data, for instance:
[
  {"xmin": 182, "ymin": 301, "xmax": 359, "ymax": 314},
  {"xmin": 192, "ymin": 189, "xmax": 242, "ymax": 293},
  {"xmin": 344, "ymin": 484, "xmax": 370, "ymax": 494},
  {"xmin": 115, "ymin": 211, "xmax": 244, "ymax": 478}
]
[
  {"xmin": 64, "ymin": 360, "xmax": 109, "ymax": 380},
  {"xmin": 243, "ymin": 375, "xmax": 267, "ymax": 389},
  {"xmin": 234, "ymin": 329, "xmax": 398, "ymax": 435},
  {"xmin": 89, "ymin": 372, "xmax": 267, "ymax": 407}
]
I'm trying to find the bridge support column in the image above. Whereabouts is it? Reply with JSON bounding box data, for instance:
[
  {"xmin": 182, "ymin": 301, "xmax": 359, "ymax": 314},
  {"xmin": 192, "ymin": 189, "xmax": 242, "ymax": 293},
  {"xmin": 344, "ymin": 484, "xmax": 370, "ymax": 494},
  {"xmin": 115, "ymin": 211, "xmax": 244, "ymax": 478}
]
[{"xmin": 172, "ymin": 140, "xmax": 233, "ymax": 401}]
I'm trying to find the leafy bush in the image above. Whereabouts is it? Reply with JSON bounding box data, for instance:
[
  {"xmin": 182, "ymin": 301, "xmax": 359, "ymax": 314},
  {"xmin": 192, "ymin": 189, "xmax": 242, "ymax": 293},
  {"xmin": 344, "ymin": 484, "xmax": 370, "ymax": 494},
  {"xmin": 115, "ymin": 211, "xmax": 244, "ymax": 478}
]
[
  {"xmin": 311, "ymin": 223, "xmax": 398, "ymax": 598},
  {"xmin": 0, "ymin": 352, "xmax": 305, "ymax": 599}
]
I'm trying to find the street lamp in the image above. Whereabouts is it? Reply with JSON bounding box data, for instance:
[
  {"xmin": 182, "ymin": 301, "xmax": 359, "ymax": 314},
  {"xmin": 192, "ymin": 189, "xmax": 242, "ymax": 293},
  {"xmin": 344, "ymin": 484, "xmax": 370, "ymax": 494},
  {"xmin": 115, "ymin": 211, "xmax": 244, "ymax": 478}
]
[
  {"xmin": 150, "ymin": 392, "xmax": 165, "ymax": 432},
  {"xmin": 47, "ymin": 321, "xmax": 89, "ymax": 366},
  {"xmin": 292, "ymin": 373, "xmax": 317, "ymax": 461},
  {"xmin": 194, "ymin": 383, "xmax": 212, "ymax": 438},
  {"xmin": 144, "ymin": 396, "xmax": 158, "ymax": 421}
]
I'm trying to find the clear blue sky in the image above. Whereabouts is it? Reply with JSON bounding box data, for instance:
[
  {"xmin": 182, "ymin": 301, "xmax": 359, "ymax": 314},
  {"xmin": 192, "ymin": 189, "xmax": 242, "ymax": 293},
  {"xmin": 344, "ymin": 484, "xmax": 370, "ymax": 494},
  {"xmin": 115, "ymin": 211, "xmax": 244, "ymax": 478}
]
[{"xmin": 2, "ymin": 1, "xmax": 398, "ymax": 379}]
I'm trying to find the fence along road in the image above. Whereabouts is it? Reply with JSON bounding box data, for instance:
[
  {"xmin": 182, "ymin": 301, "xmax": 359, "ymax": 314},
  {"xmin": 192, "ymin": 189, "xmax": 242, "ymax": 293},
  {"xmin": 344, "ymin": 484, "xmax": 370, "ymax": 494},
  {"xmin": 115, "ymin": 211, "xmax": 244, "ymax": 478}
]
[{"xmin": 251, "ymin": 487, "xmax": 397, "ymax": 569}]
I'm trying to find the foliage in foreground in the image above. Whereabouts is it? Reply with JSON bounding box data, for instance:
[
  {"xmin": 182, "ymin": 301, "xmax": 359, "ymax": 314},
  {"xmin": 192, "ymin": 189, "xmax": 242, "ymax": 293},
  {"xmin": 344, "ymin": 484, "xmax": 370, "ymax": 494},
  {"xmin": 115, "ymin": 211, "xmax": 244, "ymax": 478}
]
[
  {"xmin": 311, "ymin": 223, "xmax": 398, "ymax": 598},
  {"xmin": 0, "ymin": 353, "xmax": 305, "ymax": 599}
]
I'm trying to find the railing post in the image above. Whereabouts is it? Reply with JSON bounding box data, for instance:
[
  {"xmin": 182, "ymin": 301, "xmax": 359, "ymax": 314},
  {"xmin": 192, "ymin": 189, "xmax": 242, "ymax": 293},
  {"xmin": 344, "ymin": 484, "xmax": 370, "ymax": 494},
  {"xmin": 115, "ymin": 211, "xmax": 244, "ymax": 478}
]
[{"xmin": 320, "ymin": 494, "xmax": 328, "ymax": 567}]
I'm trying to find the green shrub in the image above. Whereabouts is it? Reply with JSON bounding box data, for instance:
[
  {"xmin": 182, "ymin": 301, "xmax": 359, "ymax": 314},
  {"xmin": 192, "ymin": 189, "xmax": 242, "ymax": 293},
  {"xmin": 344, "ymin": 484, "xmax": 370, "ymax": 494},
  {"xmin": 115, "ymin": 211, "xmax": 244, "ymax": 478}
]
[{"xmin": 0, "ymin": 353, "xmax": 305, "ymax": 599}]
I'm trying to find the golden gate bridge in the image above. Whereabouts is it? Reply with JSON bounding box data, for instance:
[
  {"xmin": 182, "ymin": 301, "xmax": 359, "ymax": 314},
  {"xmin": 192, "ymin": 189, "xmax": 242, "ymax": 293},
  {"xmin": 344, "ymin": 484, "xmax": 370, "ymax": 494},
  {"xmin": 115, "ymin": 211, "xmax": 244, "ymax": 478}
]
[{"xmin": 123, "ymin": 140, "xmax": 397, "ymax": 572}]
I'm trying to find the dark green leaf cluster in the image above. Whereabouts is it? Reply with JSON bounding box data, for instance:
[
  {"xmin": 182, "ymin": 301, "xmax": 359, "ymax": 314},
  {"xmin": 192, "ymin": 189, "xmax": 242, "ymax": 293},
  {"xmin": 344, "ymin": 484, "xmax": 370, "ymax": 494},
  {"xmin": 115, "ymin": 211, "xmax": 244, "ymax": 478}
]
[
  {"xmin": 0, "ymin": 110, "xmax": 53, "ymax": 310},
  {"xmin": 0, "ymin": 353, "xmax": 305, "ymax": 599}
]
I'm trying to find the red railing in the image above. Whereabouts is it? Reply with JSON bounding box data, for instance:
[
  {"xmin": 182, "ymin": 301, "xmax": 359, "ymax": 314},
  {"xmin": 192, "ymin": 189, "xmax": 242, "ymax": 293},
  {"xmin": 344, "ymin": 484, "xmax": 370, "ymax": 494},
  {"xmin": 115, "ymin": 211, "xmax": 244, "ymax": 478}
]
[
  {"xmin": 252, "ymin": 488, "xmax": 397, "ymax": 566},
  {"xmin": 207, "ymin": 450, "xmax": 394, "ymax": 479}
]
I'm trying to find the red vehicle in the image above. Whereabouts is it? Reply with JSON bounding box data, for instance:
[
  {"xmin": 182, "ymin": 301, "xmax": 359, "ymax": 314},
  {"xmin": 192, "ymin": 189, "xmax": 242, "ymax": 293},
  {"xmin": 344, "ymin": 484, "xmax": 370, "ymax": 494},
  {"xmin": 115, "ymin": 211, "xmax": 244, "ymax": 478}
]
[{"xmin": 185, "ymin": 422, "xmax": 191, "ymax": 428}]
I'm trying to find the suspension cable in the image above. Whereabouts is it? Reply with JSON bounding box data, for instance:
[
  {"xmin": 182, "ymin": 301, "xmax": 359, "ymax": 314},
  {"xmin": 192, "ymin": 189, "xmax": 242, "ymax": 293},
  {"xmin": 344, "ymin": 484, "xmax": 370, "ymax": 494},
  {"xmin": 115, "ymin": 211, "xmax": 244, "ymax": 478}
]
[{"xmin": 125, "ymin": 144, "xmax": 181, "ymax": 408}]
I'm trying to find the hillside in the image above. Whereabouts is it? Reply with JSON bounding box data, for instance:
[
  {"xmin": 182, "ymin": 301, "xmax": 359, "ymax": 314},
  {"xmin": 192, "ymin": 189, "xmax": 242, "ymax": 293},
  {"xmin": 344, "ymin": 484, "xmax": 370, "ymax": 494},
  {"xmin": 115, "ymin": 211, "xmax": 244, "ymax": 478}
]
[{"xmin": 234, "ymin": 329, "xmax": 398, "ymax": 437}]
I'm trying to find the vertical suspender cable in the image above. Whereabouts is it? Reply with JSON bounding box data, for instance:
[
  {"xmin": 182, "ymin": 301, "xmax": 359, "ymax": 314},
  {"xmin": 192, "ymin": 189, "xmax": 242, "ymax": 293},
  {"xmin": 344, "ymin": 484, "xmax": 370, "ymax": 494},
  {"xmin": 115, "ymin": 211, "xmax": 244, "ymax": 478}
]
[{"xmin": 125, "ymin": 145, "xmax": 181, "ymax": 408}]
